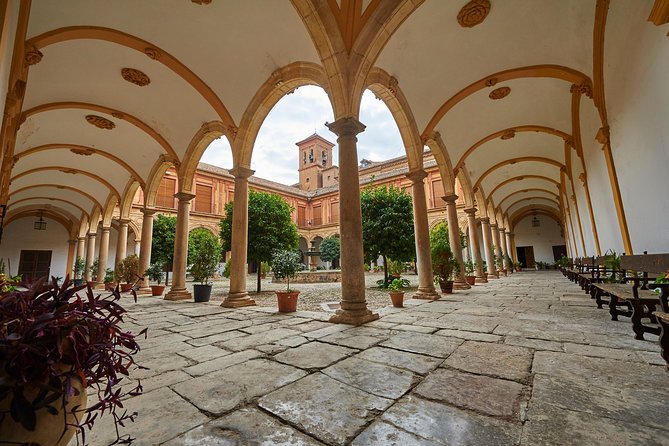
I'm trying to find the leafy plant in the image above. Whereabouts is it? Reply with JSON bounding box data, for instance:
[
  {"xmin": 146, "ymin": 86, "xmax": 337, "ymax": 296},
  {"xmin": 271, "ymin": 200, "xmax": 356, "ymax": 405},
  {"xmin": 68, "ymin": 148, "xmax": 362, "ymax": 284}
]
[
  {"xmin": 388, "ymin": 259, "xmax": 404, "ymax": 277},
  {"xmin": 103, "ymin": 267, "xmax": 114, "ymax": 283},
  {"xmin": 430, "ymin": 222, "xmax": 459, "ymax": 282},
  {"xmin": 151, "ymin": 214, "xmax": 177, "ymax": 281},
  {"xmin": 73, "ymin": 256, "xmax": 85, "ymax": 279},
  {"xmin": 494, "ymin": 252, "xmax": 504, "ymax": 269},
  {"xmin": 505, "ymin": 255, "xmax": 513, "ymax": 268},
  {"xmin": 144, "ymin": 262, "xmax": 165, "ymax": 283},
  {"xmin": 0, "ymin": 276, "xmax": 146, "ymax": 444},
  {"xmin": 223, "ymin": 258, "xmax": 231, "ymax": 279},
  {"xmin": 319, "ymin": 236, "xmax": 340, "ymax": 266},
  {"xmin": 464, "ymin": 259, "xmax": 475, "ymax": 275},
  {"xmin": 0, "ymin": 273, "xmax": 21, "ymax": 293},
  {"xmin": 89, "ymin": 258, "xmax": 99, "ymax": 281},
  {"xmin": 115, "ymin": 254, "xmax": 140, "ymax": 284},
  {"xmin": 188, "ymin": 230, "xmax": 222, "ymax": 285},
  {"xmin": 271, "ymin": 250, "xmax": 302, "ymax": 292},
  {"xmin": 602, "ymin": 249, "xmax": 622, "ymax": 283},
  {"xmin": 387, "ymin": 278, "xmax": 404, "ymax": 292}
]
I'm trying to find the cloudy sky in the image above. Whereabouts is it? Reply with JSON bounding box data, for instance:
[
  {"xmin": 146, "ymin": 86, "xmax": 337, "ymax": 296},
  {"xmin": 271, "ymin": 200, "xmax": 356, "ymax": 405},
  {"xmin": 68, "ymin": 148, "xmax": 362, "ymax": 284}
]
[{"xmin": 200, "ymin": 86, "xmax": 405, "ymax": 185}]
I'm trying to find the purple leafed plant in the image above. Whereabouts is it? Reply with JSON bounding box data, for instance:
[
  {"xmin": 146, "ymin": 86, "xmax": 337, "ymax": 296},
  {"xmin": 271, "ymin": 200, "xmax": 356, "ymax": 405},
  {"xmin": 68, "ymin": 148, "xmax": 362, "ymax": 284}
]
[{"xmin": 0, "ymin": 276, "xmax": 147, "ymax": 445}]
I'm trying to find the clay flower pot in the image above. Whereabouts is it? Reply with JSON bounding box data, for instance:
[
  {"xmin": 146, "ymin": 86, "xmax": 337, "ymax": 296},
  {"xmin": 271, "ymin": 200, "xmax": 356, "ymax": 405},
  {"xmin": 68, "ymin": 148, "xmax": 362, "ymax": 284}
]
[
  {"xmin": 150, "ymin": 284, "xmax": 166, "ymax": 296},
  {"xmin": 275, "ymin": 290, "xmax": 300, "ymax": 313},
  {"xmin": 389, "ymin": 291, "xmax": 404, "ymax": 308},
  {"xmin": 438, "ymin": 279, "xmax": 454, "ymax": 294},
  {"xmin": 465, "ymin": 275, "xmax": 476, "ymax": 286}
]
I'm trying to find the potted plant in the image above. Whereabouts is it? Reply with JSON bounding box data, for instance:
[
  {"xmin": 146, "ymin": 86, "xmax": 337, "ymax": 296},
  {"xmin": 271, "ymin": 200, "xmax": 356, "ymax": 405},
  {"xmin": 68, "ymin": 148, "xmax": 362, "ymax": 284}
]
[
  {"xmin": 495, "ymin": 253, "xmax": 506, "ymax": 276},
  {"xmin": 188, "ymin": 231, "xmax": 222, "ymax": 302},
  {"xmin": 505, "ymin": 255, "xmax": 513, "ymax": 272},
  {"xmin": 514, "ymin": 261, "xmax": 523, "ymax": 272},
  {"xmin": 387, "ymin": 278, "xmax": 405, "ymax": 308},
  {"xmin": 430, "ymin": 222, "xmax": 458, "ymax": 293},
  {"xmin": 103, "ymin": 267, "xmax": 115, "ymax": 291},
  {"xmin": 145, "ymin": 262, "xmax": 166, "ymax": 296},
  {"xmin": 72, "ymin": 256, "xmax": 85, "ymax": 286},
  {"xmin": 389, "ymin": 259, "xmax": 404, "ymax": 279},
  {"xmin": 271, "ymin": 249, "xmax": 302, "ymax": 313},
  {"xmin": 0, "ymin": 276, "xmax": 146, "ymax": 445},
  {"xmin": 88, "ymin": 257, "xmax": 99, "ymax": 287},
  {"xmin": 463, "ymin": 258, "xmax": 476, "ymax": 286},
  {"xmin": 115, "ymin": 254, "xmax": 140, "ymax": 292}
]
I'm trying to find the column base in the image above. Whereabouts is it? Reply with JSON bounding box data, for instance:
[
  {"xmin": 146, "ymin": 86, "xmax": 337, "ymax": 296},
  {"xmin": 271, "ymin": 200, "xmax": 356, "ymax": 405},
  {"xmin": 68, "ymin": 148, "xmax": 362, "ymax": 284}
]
[
  {"xmin": 475, "ymin": 275, "xmax": 488, "ymax": 283},
  {"xmin": 164, "ymin": 288, "xmax": 192, "ymax": 301},
  {"xmin": 136, "ymin": 286, "xmax": 153, "ymax": 295},
  {"xmin": 453, "ymin": 278, "xmax": 471, "ymax": 290},
  {"xmin": 413, "ymin": 287, "xmax": 441, "ymax": 300},
  {"xmin": 329, "ymin": 309, "xmax": 379, "ymax": 325},
  {"xmin": 221, "ymin": 291, "xmax": 256, "ymax": 308},
  {"xmin": 487, "ymin": 273, "xmax": 499, "ymax": 279}
]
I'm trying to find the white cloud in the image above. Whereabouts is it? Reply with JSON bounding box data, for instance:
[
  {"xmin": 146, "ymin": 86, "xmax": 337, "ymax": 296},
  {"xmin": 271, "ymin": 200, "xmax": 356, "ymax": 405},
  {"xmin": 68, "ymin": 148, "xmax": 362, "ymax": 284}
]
[{"xmin": 199, "ymin": 86, "xmax": 404, "ymax": 184}]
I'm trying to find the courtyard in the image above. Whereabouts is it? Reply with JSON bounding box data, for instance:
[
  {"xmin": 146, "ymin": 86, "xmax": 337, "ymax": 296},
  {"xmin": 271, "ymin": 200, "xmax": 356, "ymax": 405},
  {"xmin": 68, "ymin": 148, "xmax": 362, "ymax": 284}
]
[{"xmin": 77, "ymin": 271, "xmax": 668, "ymax": 445}]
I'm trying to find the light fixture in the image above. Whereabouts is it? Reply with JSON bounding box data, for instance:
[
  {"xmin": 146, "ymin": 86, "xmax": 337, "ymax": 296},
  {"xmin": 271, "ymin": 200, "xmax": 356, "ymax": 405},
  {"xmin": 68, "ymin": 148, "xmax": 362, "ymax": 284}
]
[
  {"xmin": 531, "ymin": 216, "xmax": 540, "ymax": 227},
  {"xmin": 34, "ymin": 212, "xmax": 47, "ymax": 230}
]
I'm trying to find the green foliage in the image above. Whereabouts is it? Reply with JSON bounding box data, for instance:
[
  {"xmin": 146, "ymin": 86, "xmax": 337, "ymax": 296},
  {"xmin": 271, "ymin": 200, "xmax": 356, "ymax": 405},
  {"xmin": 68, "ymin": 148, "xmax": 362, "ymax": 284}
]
[
  {"xmin": 219, "ymin": 190, "xmax": 299, "ymax": 292},
  {"xmin": 115, "ymin": 254, "xmax": 139, "ymax": 283},
  {"xmin": 223, "ymin": 258, "xmax": 231, "ymax": 278},
  {"xmin": 494, "ymin": 250, "xmax": 504, "ymax": 269},
  {"xmin": 271, "ymin": 249, "xmax": 302, "ymax": 292},
  {"xmin": 90, "ymin": 257, "xmax": 99, "ymax": 281},
  {"xmin": 388, "ymin": 259, "xmax": 405, "ymax": 276},
  {"xmin": 104, "ymin": 268, "xmax": 114, "ymax": 283},
  {"xmin": 188, "ymin": 229, "xmax": 222, "ymax": 284},
  {"xmin": 555, "ymin": 256, "xmax": 571, "ymax": 268},
  {"xmin": 602, "ymin": 249, "xmax": 622, "ymax": 283},
  {"xmin": 151, "ymin": 214, "xmax": 177, "ymax": 269},
  {"xmin": 387, "ymin": 278, "xmax": 405, "ymax": 292},
  {"xmin": 73, "ymin": 256, "xmax": 85, "ymax": 279},
  {"xmin": 360, "ymin": 185, "xmax": 415, "ymax": 282},
  {"xmin": 464, "ymin": 258, "xmax": 475, "ymax": 275},
  {"xmin": 430, "ymin": 221, "xmax": 458, "ymax": 281},
  {"xmin": 319, "ymin": 235, "xmax": 340, "ymax": 263},
  {"xmin": 145, "ymin": 262, "xmax": 165, "ymax": 283}
]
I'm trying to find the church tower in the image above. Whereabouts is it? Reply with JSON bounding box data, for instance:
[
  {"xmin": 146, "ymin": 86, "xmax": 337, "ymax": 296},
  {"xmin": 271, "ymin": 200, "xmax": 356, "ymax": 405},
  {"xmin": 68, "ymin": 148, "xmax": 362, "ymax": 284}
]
[{"xmin": 296, "ymin": 133, "xmax": 337, "ymax": 191}]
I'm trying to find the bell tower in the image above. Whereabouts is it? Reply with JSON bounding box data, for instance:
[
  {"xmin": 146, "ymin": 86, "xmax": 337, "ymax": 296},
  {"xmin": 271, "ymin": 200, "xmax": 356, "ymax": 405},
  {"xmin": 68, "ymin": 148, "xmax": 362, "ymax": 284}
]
[{"xmin": 296, "ymin": 133, "xmax": 336, "ymax": 191}]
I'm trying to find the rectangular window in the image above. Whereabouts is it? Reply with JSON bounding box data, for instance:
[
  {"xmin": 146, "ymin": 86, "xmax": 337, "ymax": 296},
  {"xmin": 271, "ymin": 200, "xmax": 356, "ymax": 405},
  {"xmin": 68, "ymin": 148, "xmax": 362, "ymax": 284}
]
[
  {"xmin": 156, "ymin": 177, "xmax": 176, "ymax": 208},
  {"xmin": 312, "ymin": 205, "xmax": 322, "ymax": 226},
  {"xmin": 432, "ymin": 180, "xmax": 446, "ymax": 208},
  {"xmin": 18, "ymin": 250, "xmax": 52, "ymax": 283},
  {"xmin": 194, "ymin": 184, "xmax": 213, "ymax": 213},
  {"xmin": 297, "ymin": 206, "xmax": 307, "ymax": 227},
  {"xmin": 330, "ymin": 201, "xmax": 339, "ymax": 224}
]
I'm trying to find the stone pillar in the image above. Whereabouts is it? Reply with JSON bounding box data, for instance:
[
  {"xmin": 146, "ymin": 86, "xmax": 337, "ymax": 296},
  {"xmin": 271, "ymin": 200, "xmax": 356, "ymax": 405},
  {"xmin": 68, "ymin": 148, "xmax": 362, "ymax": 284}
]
[
  {"xmin": 66, "ymin": 239, "xmax": 76, "ymax": 279},
  {"xmin": 480, "ymin": 218, "xmax": 497, "ymax": 279},
  {"xmin": 327, "ymin": 117, "xmax": 378, "ymax": 324},
  {"xmin": 465, "ymin": 208, "xmax": 487, "ymax": 283},
  {"xmin": 138, "ymin": 208, "xmax": 156, "ymax": 291},
  {"xmin": 221, "ymin": 167, "xmax": 256, "ymax": 308},
  {"xmin": 84, "ymin": 232, "xmax": 96, "ymax": 282},
  {"xmin": 407, "ymin": 169, "xmax": 439, "ymax": 299},
  {"xmin": 115, "ymin": 218, "xmax": 130, "ymax": 268},
  {"xmin": 499, "ymin": 226, "xmax": 511, "ymax": 273},
  {"xmin": 76, "ymin": 236, "xmax": 86, "ymax": 263},
  {"xmin": 444, "ymin": 195, "xmax": 470, "ymax": 290},
  {"xmin": 506, "ymin": 231, "xmax": 514, "ymax": 270},
  {"xmin": 508, "ymin": 232, "xmax": 516, "ymax": 264},
  {"xmin": 491, "ymin": 223, "xmax": 502, "ymax": 274},
  {"xmin": 165, "ymin": 192, "xmax": 196, "ymax": 301},
  {"xmin": 96, "ymin": 226, "xmax": 111, "ymax": 288}
]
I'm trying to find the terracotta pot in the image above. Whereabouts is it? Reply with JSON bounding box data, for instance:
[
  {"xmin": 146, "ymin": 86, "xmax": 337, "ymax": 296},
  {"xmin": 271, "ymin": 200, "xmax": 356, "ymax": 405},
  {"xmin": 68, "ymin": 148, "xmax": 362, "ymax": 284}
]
[
  {"xmin": 276, "ymin": 290, "xmax": 300, "ymax": 313},
  {"xmin": 150, "ymin": 285, "xmax": 166, "ymax": 296},
  {"xmin": 86, "ymin": 281, "xmax": 96, "ymax": 288},
  {"xmin": 105, "ymin": 282, "xmax": 115, "ymax": 292},
  {"xmin": 438, "ymin": 279, "xmax": 454, "ymax": 294},
  {"xmin": 502, "ymin": 269, "xmax": 508, "ymax": 277},
  {"xmin": 120, "ymin": 283, "xmax": 134, "ymax": 292},
  {"xmin": 465, "ymin": 275, "xmax": 476, "ymax": 286},
  {"xmin": 389, "ymin": 291, "xmax": 404, "ymax": 308},
  {"xmin": 0, "ymin": 376, "xmax": 87, "ymax": 446}
]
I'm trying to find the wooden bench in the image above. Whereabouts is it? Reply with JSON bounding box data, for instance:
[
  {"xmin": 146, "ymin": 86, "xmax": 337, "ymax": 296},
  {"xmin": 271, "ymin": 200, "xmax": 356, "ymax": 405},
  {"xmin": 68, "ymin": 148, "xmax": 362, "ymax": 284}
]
[
  {"xmin": 588, "ymin": 255, "xmax": 624, "ymax": 308},
  {"xmin": 575, "ymin": 257, "xmax": 595, "ymax": 293},
  {"xmin": 590, "ymin": 253, "xmax": 669, "ymax": 341},
  {"xmin": 565, "ymin": 257, "xmax": 586, "ymax": 283},
  {"xmin": 649, "ymin": 279, "xmax": 669, "ymax": 367}
]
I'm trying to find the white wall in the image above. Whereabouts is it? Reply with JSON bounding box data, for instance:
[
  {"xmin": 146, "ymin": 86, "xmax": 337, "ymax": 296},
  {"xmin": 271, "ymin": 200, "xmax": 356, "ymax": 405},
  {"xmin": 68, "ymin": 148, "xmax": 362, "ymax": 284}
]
[
  {"xmin": 0, "ymin": 216, "xmax": 70, "ymax": 279},
  {"xmin": 513, "ymin": 215, "xmax": 565, "ymax": 263}
]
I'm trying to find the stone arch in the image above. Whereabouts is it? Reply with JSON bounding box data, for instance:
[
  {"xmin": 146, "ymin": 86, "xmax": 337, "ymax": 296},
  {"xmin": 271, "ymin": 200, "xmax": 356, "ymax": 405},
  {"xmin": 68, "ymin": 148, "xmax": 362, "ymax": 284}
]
[
  {"xmin": 101, "ymin": 195, "xmax": 118, "ymax": 227},
  {"xmin": 11, "ymin": 167, "xmax": 121, "ymax": 200},
  {"xmin": 473, "ymin": 157, "xmax": 565, "ymax": 190},
  {"xmin": 423, "ymin": 132, "xmax": 455, "ymax": 195},
  {"xmin": 9, "ymin": 184, "xmax": 103, "ymax": 211},
  {"xmin": 497, "ymin": 188, "xmax": 560, "ymax": 210},
  {"xmin": 179, "ymin": 121, "xmax": 229, "ymax": 193},
  {"xmin": 119, "ymin": 180, "xmax": 141, "ymax": 219},
  {"xmin": 144, "ymin": 158, "xmax": 179, "ymax": 208},
  {"xmin": 8, "ymin": 196, "xmax": 89, "ymax": 220},
  {"xmin": 456, "ymin": 169, "xmax": 475, "ymax": 209},
  {"xmin": 5, "ymin": 208, "xmax": 76, "ymax": 238}
]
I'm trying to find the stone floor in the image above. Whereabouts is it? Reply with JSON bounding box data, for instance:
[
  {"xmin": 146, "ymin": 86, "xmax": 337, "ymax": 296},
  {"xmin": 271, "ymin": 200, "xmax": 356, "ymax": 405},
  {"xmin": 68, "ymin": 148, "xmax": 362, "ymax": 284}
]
[{"xmin": 76, "ymin": 271, "xmax": 669, "ymax": 445}]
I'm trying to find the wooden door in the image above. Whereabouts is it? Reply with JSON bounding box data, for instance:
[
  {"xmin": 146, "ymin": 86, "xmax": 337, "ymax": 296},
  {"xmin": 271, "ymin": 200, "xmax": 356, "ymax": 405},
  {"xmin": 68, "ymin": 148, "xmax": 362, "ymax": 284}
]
[{"xmin": 18, "ymin": 250, "xmax": 52, "ymax": 282}]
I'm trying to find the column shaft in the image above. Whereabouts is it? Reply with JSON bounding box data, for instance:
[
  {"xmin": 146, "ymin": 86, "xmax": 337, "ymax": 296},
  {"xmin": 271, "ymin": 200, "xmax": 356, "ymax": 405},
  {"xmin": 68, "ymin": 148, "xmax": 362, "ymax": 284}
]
[
  {"xmin": 115, "ymin": 219, "xmax": 130, "ymax": 268},
  {"xmin": 84, "ymin": 233, "xmax": 96, "ymax": 282},
  {"xmin": 506, "ymin": 231, "xmax": 514, "ymax": 270},
  {"xmin": 76, "ymin": 236, "xmax": 86, "ymax": 263},
  {"xmin": 165, "ymin": 192, "xmax": 196, "ymax": 301},
  {"xmin": 65, "ymin": 240, "xmax": 76, "ymax": 279},
  {"xmin": 499, "ymin": 227, "xmax": 511, "ymax": 273},
  {"xmin": 138, "ymin": 209, "xmax": 155, "ymax": 291},
  {"xmin": 407, "ymin": 170, "xmax": 438, "ymax": 299},
  {"xmin": 96, "ymin": 227, "xmax": 111, "ymax": 288},
  {"xmin": 465, "ymin": 209, "xmax": 487, "ymax": 283},
  {"xmin": 480, "ymin": 218, "xmax": 498, "ymax": 278},
  {"xmin": 444, "ymin": 195, "xmax": 470, "ymax": 290},
  {"xmin": 327, "ymin": 118, "xmax": 378, "ymax": 324}
]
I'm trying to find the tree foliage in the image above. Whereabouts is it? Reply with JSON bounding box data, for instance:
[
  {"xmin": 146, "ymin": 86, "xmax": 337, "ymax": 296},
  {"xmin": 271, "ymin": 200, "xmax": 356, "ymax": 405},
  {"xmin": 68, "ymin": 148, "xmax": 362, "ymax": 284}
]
[
  {"xmin": 319, "ymin": 235, "xmax": 340, "ymax": 265},
  {"xmin": 188, "ymin": 228, "xmax": 222, "ymax": 284},
  {"xmin": 151, "ymin": 214, "xmax": 176, "ymax": 268},
  {"xmin": 430, "ymin": 221, "xmax": 457, "ymax": 280},
  {"xmin": 360, "ymin": 185, "xmax": 415, "ymax": 283},
  {"xmin": 219, "ymin": 190, "xmax": 299, "ymax": 292}
]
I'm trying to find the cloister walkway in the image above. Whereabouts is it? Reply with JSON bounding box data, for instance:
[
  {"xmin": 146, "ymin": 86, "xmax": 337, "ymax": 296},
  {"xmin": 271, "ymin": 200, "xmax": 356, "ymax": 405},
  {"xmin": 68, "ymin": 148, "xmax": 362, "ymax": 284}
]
[{"xmin": 80, "ymin": 271, "xmax": 668, "ymax": 445}]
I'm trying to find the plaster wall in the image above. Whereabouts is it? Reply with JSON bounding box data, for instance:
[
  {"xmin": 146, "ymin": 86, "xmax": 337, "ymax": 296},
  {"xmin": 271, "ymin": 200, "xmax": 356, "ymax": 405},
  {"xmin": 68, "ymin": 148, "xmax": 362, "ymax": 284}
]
[
  {"xmin": 0, "ymin": 216, "xmax": 69, "ymax": 279},
  {"xmin": 604, "ymin": 0, "xmax": 669, "ymax": 253},
  {"xmin": 513, "ymin": 215, "xmax": 565, "ymax": 263}
]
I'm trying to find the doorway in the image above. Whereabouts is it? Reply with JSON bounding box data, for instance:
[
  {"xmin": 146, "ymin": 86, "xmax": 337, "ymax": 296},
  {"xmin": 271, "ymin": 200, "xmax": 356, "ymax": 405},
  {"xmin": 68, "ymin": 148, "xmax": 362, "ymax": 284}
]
[
  {"xmin": 552, "ymin": 245, "xmax": 567, "ymax": 261},
  {"xmin": 516, "ymin": 246, "xmax": 535, "ymax": 268},
  {"xmin": 18, "ymin": 250, "xmax": 52, "ymax": 282}
]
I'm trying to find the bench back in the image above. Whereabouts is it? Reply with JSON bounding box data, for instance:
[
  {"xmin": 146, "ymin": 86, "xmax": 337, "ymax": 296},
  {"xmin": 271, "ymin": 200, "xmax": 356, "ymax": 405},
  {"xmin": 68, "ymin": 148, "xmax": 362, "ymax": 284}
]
[
  {"xmin": 594, "ymin": 256, "xmax": 612, "ymax": 266},
  {"xmin": 620, "ymin": 253, "xmax": 669, "ymax": 274}
]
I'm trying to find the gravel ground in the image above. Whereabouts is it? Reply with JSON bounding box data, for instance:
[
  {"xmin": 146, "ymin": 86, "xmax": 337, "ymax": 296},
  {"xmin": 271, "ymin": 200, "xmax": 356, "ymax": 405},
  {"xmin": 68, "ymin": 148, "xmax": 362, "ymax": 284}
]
[{"xmin": 181, "ymin": 271, "xmax": 420, "ymax": 311}]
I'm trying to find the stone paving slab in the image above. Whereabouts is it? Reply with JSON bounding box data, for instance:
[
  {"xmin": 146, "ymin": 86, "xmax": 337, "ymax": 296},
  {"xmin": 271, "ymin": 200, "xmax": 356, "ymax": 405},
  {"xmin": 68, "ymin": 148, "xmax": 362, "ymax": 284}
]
[
  {"xmin": 352, "ymin": 420, "xmax": 441, "ymax": 446},
  {"xmin": 273, "ymin": 341, "xmax": 357, "ymax": 369},
  {"xmin": 380, "ymin": 331, "xmax": 463, "ymax": 357},
  {"xmin": 443, "ymin": 341, "xmax": 533, "ymax": 383},
  {"xmin": 354, "ymin": 346, "xmax": 443, "ymax": 375},
  {"xmin": 259, "ymin": 373, "xmax": 393, "ymax": 445}
]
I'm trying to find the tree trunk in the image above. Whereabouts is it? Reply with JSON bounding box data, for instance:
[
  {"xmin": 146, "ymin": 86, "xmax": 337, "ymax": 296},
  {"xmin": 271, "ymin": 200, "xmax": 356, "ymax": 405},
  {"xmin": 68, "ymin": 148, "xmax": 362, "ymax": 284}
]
[
  {"xmin": 383, "ymin": 254, "xmax": 388, "ymax": 285},
  {"xmin": 256, "ymin": 263, "xmax": 261, "ymax": 293}
]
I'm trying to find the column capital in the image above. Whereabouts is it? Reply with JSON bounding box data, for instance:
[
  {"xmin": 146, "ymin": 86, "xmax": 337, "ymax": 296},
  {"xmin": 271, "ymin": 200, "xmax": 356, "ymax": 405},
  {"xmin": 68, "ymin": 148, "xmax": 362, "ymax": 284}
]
[
  {"xmin": 326, "ymin": 117, "xmax": 365, "ymax": 138},
  {"xmin": 498, "ymin": 226, "xmax": 505, "ymax": 232},
  {"xmin": 141, "ymin": 207, "xmax": 157, "ymax": 217},
  {"xmin": 442, "ymin": 194, "xmax": 458, "ymax": 204},
  {"xmin": 174, "ymin": 191, "xmax": 196, "ymax": 202},
  {"xmin": 463, "ymin": 207, "xmax": 477, "ymax": 215},
  {"xmin": 479, "ymin": 216, "xmax": 490, "ymax": 224},
  {"xmin": 405, "ymin": 169, "xmax": 427, "ymax": 183},
  {"xmin": 229, "ymin": 165, "xmax": 255, "ymax": 179},
  {"xmin": 78, "ymin": 236, "xmax": 86, "ymax": 241},
  {"xmin": 506, "ymin": 230, "xmax": 513, "ymax": 236},
  {"xmin": 490, "ymin": 223, "xmax": 498, "ymax": 229},
  {"xmin": 101, "ymin": 226, "xmax": 111, "ymax": 232},
  {"xmin": 67, "ymin": 239, "xmax": 77, "ymax": 245},
  {"xmin": 116, "ymin": 217, "xmax": 132, "ymax": 225},
  {"xmin": 87, "ymin": 232, "xmax": 97, "ymax": 237}
]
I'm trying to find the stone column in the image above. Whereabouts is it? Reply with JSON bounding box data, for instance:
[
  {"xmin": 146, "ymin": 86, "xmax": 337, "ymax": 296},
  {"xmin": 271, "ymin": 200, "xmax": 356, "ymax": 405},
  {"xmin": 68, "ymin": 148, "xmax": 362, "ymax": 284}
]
[
  {"xmin": 222, "ymin": 167, "xmax": 256, "ymax": 308},
  {"xmin": 499, "ymin": 226, "xmax": 511, "ymax": 273},
  {"xmin": 407, "ymin": 169, "xmax": 439, "ymax": 299},
  {"xmin": 76, "ymin": 236, "xmax": 86, "ymax": 262},
  {"xmin": 84, "ymin": 232, "xmax": 96, "ymax": 282},
  {"xmin": 465, "ymin": 208, "xmax": 487, "ymax": 283},
  {"xmin": 165, "ymin": 192, "xmax": 196, "ymax": 301},
  {"xmin": 491, "ymin": 223, "xmax": 502, "ymax": 274},
  {"xmin": 480, "ymin": 217, "xmax": 497, "ymax": 279},
  {"xmin": 327, "ymin": 117, "xmax": 378, "ymax": 324},
  {"xmin": 507, "ymin": 232, "xmax": 516, "ymax": 264},
  {"xmin": 96, "ymin": 226, "xmax": 111, "ymax": 288},
  {"xmin": 137, "ymin": 208, "xmax": 155, "ymax": 291},
  {"xmin": 66, "ymin": 239, "xmax": 76, "ymax": 279},
  {"xmin": 506, "ymin": 231, "xmax": 514, "ymax": 270},
  {"xmin": 444, "ymin": 195, "xmax": 470, "ymax": 290},
  {"xmin": 115, "ymin": 218, "xmax": 130, "ymax": 268}
]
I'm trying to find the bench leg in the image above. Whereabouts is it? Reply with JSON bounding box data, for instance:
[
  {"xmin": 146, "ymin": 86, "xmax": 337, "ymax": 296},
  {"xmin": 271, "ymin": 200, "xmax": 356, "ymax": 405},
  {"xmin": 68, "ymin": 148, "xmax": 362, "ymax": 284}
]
[
  {"xmin": 630, "ymin": 300, "xmax": 646, "ymax": 340},
  {"xmin": 658, "ymin": 319, "xmax": 669, "ymax": 368},
  {"xmin": 594, "ymin": 288, "xmax": 605, "ymax": 309},
  {"xmin": 609, "ymin": 295, "xmax": 620, "ymax": 321}
]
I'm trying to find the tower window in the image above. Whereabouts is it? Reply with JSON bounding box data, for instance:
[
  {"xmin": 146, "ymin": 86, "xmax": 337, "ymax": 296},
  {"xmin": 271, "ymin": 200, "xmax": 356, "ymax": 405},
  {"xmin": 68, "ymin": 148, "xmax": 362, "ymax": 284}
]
[{"xmin": 309, "ymin": 149, "xmax": 313, "ymax": 162}]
